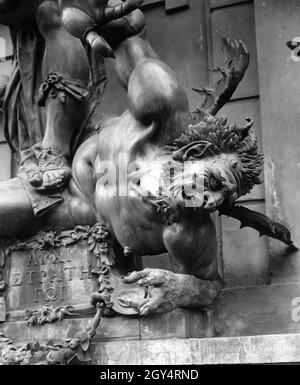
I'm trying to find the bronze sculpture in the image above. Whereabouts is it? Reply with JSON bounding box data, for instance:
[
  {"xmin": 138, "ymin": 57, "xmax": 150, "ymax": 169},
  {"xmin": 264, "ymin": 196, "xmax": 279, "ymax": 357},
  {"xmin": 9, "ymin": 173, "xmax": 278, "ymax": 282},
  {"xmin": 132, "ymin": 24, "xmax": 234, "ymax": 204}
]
[
  {"xmin": 0, "ymin": 0, "xmax": 296, "ymax": 366},
  {"xmin": 0, "ymin": 0, "xmax": 296, "ymax": 360},
  {"xmin": 0, "ymin": 1, "xmax": 294, "ymax": 319}
]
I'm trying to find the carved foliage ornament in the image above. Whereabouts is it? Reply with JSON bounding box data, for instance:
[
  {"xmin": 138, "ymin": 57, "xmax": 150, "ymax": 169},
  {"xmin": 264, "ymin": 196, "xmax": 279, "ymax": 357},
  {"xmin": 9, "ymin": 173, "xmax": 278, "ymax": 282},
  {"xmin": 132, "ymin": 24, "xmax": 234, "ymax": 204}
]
[
  {"xmin": 0, "ymin": 224, "xmax": 115, "ymax": 364},
  {"xmin": 24, "ymin": 305, "xmax": 79, "ymax": 326},
  {"xmin": 0, "ymin": 222, "xmax": 115, "ymax": 290},
  {"xmin": 0, "ymin": 301, "xmax": 104, "ymax": 365}
]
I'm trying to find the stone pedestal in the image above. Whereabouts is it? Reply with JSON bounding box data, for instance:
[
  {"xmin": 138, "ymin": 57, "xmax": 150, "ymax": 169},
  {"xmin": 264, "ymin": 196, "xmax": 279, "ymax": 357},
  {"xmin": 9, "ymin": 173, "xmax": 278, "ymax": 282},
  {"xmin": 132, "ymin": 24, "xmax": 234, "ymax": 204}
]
[
  {"xmin": 1, "ymin": 227, "xmax": 298, "ymax": 365},
  {"xmin": 0, "ymin": 227, "xmax": 211, "ymax": 364}
]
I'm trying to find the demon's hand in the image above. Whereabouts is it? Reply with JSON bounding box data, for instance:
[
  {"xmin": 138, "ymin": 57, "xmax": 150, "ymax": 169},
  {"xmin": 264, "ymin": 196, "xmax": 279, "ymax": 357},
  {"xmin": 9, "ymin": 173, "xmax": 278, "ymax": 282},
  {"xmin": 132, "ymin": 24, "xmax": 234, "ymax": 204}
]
[{"xmin": 119, "ymin": 268, "xmax": 184, "ymax": 316}]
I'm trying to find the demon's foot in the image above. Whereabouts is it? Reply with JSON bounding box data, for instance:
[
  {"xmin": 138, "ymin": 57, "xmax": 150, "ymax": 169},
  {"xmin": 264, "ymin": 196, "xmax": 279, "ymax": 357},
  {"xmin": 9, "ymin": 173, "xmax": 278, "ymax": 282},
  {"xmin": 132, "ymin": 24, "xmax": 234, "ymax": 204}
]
[{"xmin": 29, "ymin": 147, "xmax": 71, "ymax": 190}]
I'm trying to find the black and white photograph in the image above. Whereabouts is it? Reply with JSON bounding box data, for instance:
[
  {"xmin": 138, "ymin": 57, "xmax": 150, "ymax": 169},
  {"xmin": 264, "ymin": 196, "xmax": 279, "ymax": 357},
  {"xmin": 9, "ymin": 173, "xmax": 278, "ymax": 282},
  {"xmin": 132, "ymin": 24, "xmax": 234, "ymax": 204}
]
[{"xmin": 0, "ymin": 0, "xmax": 299, "ymax": 369}]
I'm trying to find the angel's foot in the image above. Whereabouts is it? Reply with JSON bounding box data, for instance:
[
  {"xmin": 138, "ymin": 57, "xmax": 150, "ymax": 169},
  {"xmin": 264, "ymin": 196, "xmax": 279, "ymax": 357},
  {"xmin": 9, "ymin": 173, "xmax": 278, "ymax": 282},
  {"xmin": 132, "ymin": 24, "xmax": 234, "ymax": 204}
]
[{"xmin": 29, "ymin": 147, "xmax": 71, "ymax": 190}]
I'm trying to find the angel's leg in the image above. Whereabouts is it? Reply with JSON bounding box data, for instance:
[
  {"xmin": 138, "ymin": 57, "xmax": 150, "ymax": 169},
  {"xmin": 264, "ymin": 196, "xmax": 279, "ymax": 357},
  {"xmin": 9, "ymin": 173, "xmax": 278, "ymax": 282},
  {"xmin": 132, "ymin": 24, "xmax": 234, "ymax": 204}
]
[
  {"xmin": 0, "ymin": 178, "xmax": 40, "ymax": 237},
  {"xmin": 30, "ymin": 0, "xmax": 90, "ymax": 190},
  {"xmin": 0, "ymin": 175, "xmax": 96, "ymax": 238}
]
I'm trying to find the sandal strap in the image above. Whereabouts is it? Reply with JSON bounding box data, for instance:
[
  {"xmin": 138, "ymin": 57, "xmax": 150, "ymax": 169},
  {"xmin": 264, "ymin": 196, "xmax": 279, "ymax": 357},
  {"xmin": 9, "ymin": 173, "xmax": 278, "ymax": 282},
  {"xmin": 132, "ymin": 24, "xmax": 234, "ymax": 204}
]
[{"xmin": 34, "ymin": 147, "xmax": 69, "ymax": 175}]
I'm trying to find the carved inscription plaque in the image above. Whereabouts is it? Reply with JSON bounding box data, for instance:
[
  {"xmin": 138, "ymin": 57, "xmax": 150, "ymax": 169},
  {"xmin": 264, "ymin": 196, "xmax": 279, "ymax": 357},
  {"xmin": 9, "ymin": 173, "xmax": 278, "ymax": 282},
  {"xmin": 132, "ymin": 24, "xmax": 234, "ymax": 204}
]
[{"xmin": 4, "ymin": 243, "xmax": 98, "ymax": 311}]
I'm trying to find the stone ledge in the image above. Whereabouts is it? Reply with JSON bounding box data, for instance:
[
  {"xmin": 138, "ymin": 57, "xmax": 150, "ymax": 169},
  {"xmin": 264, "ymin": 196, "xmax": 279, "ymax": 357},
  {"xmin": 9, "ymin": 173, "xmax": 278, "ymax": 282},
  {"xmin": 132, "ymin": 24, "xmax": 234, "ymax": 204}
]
[
  {"xmin": 0, "ymin": 316, "xmax": 140, "ymax": 344},
  {"xmin": 140, "ymin": 308, "xmax": 213, "ymax": 340},
  {"xmin": 0, "ymin": 308, "xmax": 211, "ymax": 343},
  {"xmin": 2, "ymin": 282, "xmax": 300, "ymax": 343},
  {"xmin": 213, "ymin": 282, "xmax": 300, "ymax": 337},
  {"xmin": 91, "ymin": 333, "xmax": 300, "ymax": 364}
]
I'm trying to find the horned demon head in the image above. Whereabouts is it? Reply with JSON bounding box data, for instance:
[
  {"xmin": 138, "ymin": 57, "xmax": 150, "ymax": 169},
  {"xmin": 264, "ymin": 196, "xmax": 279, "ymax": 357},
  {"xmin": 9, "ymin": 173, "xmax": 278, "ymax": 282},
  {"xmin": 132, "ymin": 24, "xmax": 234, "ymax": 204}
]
[{"xmin": 156, "ymin": 38, "xmax": 263, "ymax": 212}]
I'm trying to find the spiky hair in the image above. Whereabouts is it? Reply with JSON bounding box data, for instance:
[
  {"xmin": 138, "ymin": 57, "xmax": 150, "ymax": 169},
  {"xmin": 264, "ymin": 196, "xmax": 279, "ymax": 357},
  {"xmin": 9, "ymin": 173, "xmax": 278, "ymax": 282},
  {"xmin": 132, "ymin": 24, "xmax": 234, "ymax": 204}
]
[{"xmin": 165, "ymin": 115, "xmax": 264, "ymax": 195}]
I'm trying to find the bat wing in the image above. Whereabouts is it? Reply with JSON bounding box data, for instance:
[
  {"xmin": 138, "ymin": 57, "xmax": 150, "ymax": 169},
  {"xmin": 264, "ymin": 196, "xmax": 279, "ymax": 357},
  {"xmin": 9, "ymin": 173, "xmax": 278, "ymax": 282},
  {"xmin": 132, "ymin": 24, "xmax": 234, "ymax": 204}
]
[
  {"xmin": 192, "ymin": 37, "xmax": 249, "ymax": 117},
  {"xmin": 218, "ymin": 205, "xmax": 297, "ymax": 249}
]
